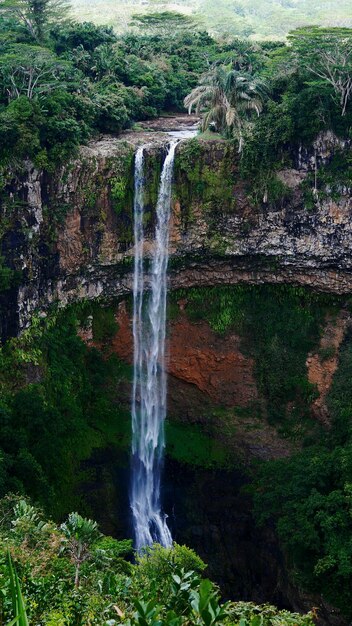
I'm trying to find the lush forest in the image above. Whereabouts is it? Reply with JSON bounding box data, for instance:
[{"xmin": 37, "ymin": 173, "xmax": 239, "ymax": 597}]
[
  {"xmin": 1, "ymin": 0, "xmax": 352, "ymax": 623},
  {"xmin": 1, "ymin": 2, "xmax": 351, "ymax": 176}
]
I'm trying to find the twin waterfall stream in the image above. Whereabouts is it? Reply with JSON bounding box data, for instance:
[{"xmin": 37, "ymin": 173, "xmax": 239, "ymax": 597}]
[{"xmin": 131, "ymin": 141, "xmax": 178, "ymax": 551}]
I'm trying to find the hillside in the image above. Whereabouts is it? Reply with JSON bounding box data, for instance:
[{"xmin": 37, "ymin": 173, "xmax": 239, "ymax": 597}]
[{"xmin": 71, "ymin": 0, "xmax": 352, "ymax": 38}]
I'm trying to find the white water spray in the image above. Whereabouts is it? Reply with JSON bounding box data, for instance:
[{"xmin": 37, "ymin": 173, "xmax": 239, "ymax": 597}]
[{"xmin": 131, "ymin": 142, "xmax": 178, "ymax": 551}]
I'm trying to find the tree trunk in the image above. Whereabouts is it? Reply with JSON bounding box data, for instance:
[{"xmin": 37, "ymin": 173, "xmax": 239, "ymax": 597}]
[
  {"xmin": 314, "ymin": 149, "xmax": 318, "ymax": 195},
  {"xmin": 75, "ymin": 564, "xmax": 80, "ymax": 588}
]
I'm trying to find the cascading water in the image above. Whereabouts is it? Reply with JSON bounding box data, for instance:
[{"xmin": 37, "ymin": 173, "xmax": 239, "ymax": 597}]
[{"xmin": 131, "ymin": 141, "xmax": 178, "ymax": 551}]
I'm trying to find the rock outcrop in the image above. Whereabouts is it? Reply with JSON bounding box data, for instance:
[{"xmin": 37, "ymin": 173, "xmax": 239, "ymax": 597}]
[
  {"xmin": 307, "ymin": 310, "xmax": 351, "ymax": 425},
  {"xmin": 1, "ymin": 127, "xmax": 351, "ymax": 338}
]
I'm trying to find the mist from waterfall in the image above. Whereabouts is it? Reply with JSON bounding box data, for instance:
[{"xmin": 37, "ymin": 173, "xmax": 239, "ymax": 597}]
[{"xmin": 131, "ymin": 142, "xmax": 178, "ymax": 551}]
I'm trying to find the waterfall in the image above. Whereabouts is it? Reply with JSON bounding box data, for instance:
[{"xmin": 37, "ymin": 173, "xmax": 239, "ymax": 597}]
[{"xmin": 131, "ymin": 142, "xmax": 178, "ymax": 551}]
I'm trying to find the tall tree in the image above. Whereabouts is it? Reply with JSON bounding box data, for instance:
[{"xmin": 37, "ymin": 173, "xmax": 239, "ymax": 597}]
[
  {"xmin": 289, "ymin": 27, "xmax": 352, "ymax": 116},
  {"xmin": 0, "ymin": 43, "xmax": 73, "ymax": 101},
  {"xmin": 130, "ymin": 11, "xmax": 199, "ymax": 38},
  {"xmin": 0, "ymin": 0, "xmax": 71, "ymax": 43},
  {"xmin": 184, "ymin": 64, "xmax": 266, "ymax": 150}
]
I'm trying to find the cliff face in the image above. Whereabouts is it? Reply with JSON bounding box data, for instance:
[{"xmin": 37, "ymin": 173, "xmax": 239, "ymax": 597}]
[
  {"xmin": 1, "ymin": 129, "xmax": 351, "ymax": 338},
  {"xmin": 2, "ymin": 128, "xmax": 351, "ymax": 622},
  {"xmin": 75, "ymin": 292, "xmax": 350, "ymax": 622},
  {"xmin": 81, "ymin": 294, "xmax": 350, "ymax": 462}
]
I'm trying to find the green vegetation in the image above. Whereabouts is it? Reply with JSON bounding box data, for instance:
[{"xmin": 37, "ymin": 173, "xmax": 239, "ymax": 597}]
[
  {"xmin": 1, "ymin": 0, "xmax": 352, "ymax": 619},
  {"xmin": 60, "ymin": 512, "xmax": 102, "ymax": 588},
  {"xmin": 166, "ymin": 422, "xmax": 231, "ymax": 469},
  {"xmin": 69, "ymin": 0, "xmax": 352, "ymax": 40},
  {"xmin": 0, "ymin": 2, "xmax": 222, "ymax": 170},
  {"xmin": 3, "ymin": 286, "xmax": 350, "ymax": 617},
  {"xmin": 0, "ymin": 257, "xmax": 14, "ymax": 291},
  {"xmin": 179, "ymin": 26, "xmax": 352, "ymax": 203},
  {"xmin": 184, "ymin": 66, "xmax": 266, "ymax": 148},
  {"xmin": 289, "ymin": 27, "xmax": 352, "ymax": 116},
  {"xmin": 174, "ymin": 140, "xmax": 236, "ymax": 223},
  {"xmin": 0, "ymin": 495, "xmax": 315, "ymax": 625},
  {"xmin": 172, "ymin": 285, "xmax": 337, "ymax": 434},
  {"xmin": 168, "ymin": 286, "xmax": 352, "ymax": 617},
  {"xmin": 0, "ymin": 305, "xmax": 131, "ymax": 517},
  {"xmin": 130, "ymin": 11, "xmax": 198, "ymax": 37},
  {"xmin": 6, "ymin": 549, "xmax": 30, "ymax": 626},
  {"xmin": 0, "ymin": 0, "xmax": 350, "ymax": 197},
  {"xmin": 91, "ymin": 305, "xmax": 118, "ymax": 343},
  {"xmin": 252, "ymin": 329, "xmax": 352, "ymax": 618},
  {"xmin": 300, "ymin": 151, "xmax": 352, "ymax": 208},
  {"xmin": 237, "ymin": 27, "xmax": 352, "ymax": 205},
  {"xmin": 253, "ymin": 443, "xmax": 352, "ymax": 618}
]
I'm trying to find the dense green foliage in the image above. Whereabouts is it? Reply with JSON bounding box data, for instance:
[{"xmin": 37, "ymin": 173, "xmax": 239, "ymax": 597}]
[
  {"xmin": 184, "ymin": 65, "xmax": 266, "ymax": 147},
  {"xmin": 175, "ymin": 26, "xmax": 352, "ymax": 202},
  {"xmin": 1, "ymin": 0, "xmax": 350, "ymax": 179},
  {"xmin": 0, "ymin": 305, "xmax": 130, "ymax": 516},
  {"xmin": 3, "ymin": 285, "xmax": 352, "ymax": 618},
  {"xmin": 237, "ymin": 27, "xmax": 352, "ymax": 203},
  {"xmin": 0, "ymin": 495, "xmax": 315, "ymax": 625},
  {"xmin": 253, "ymin": 327, "xmax": 352, "ymax": 617},
  {"xmin": 0, "ymin": 3, "xmax": 222, "ymax": 169},
  {"xmin": 1, "ymin": 2, "xmax": 352, "ymax": 619}
]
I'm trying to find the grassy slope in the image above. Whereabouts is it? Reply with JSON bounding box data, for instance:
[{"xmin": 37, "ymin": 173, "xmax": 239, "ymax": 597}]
[{"xmin": 70, "ymin": 0, "xmax": 352, "ymax": 38}]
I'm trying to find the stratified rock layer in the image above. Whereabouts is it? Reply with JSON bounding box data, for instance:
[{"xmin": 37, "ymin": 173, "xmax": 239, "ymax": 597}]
[{"xmin": 1, "ymin": 130, "xmax": 351, "ymax": 336}]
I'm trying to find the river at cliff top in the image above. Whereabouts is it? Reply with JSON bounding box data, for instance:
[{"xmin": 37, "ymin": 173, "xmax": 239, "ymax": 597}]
[{"xmin": 121, "ymin": 114, "xmax": 200, "ymax": 143}]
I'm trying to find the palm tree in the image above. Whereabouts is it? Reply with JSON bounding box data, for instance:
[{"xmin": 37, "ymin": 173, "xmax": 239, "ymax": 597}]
[
  {"xmin": 60, "ymin": 513, "xmax": 102, "ymax": 588},
  {"xmin": 184, "ymin": 64, "xmax": 267, "ymax": 151}
]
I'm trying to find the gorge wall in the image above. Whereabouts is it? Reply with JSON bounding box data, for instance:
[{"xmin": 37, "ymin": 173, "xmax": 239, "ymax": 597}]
[
  {"xmin": 77, "ymin": 287, "xmax": 350, "ymax": 623},
  {"xmin": 1, "ymin": 128, "xmax": 352, "ymax": 623},
  {"xmin": 1, "ymin": 129, "xmax": 351, "ymax": 339}
]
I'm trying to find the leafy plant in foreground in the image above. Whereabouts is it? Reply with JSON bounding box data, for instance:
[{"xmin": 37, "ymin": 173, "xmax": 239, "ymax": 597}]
[
  {"xmin": 60, "ymin": 512, "xmax": 102, "ymax": 588},
  {"xmin": 5, "ymin": 551, "xmax": 29, "ymax": 626},
  {"xmin": 190, "ymin": 578, "xmax": 229, "ymax": 626}
]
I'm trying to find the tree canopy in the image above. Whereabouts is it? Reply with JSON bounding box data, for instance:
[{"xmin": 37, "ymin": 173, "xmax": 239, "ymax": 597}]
[
  {"xmin": 0, "ymin": 0, "xmax": 71, "ymax": 43},
  {"xmin": 289, "ymin": 27, "xmax": 352, "ymax": 115},
  {"xmin": 130, "ymin": 11, "xmax": 200, "ymax": 37}
]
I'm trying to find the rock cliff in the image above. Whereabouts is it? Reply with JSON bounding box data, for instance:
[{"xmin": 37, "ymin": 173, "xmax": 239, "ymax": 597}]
[
  {"xmin": 1, "ymin": 127, "xmax": 351, "ymax": 623},
  {"xmin": 1, "ymin": 128, "xmax": 351, "ymax": 338}
]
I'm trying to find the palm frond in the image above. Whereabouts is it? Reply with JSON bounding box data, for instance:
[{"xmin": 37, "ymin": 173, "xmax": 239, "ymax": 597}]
[{"xmin": 184, "ymin": 62, "xmax": 268, "ymax": 134}]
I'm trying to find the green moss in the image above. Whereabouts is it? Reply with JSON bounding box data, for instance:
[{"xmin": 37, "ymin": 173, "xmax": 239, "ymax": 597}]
[
  {"xmin": 197, "ymin": 130, "xmax": 224, "ymax": 140},
  {"xmin": 166, "ymin": 421, "xmax": 231, "ymax": 468},
  {"xmin": 176, "ymin": 138, "xmax": 202, "ymax": 171},
  {"xmin": 171, "ymin": 285, "xmax": 340, "ymax": 437},
  {"xmin": 174, "ymin": 141, "xmax": 237, "ymax": 229},
  {"xmin": 109, "ymin": 153, "xmax": 134, "ymax": 206},
  {"xmin": 0, "ymin": 303, "xmax": 132, "ymax": 518},
  {"xmin": 110, "ymin": 176, "xmax": 130, "ymax": 215},
  {"xmin": 327, "ymin": 327, "xmax": 352, "ymax": 442},
  {"xmin": 300, "ymin": 151, "xmax": 352, "ymax": 210},
  {"xmin": 0, "ymin": 255, "xmax": 14, "ymax": 291},
  {"xmin": 85, "ymin": 190, "xmax": 98, "ymax": 210},
  {"xmin": 91, "ymin": 305, "xmax": 118, "ymax": 343},
  {"xmin": 208, "ymin": 232, "xmax": 230, "ymax": 254}
]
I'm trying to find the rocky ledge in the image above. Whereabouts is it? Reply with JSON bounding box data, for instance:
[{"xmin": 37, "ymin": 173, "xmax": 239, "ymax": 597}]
[{"xmin": 0, "ymin": 123, "xmax": 351, "ymax": 336}]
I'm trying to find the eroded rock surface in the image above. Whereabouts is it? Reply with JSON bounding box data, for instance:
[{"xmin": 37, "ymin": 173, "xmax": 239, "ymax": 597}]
[
  {"xmin": 307, "ymin": 310, "xmax": 351, "ymax": 425},
  {"xmin": 0, "ymin": 128, "xmax": 351, "ymax": 337}
]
